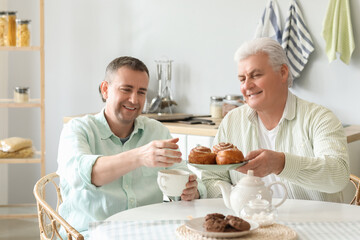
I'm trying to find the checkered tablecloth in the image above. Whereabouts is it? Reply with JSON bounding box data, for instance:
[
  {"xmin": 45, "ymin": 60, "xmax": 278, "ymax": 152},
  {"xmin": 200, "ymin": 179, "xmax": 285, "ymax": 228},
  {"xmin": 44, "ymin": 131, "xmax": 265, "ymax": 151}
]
[
  {"xmin": 89, "ymin": 219, "xmax": 185, "ymax": 240},
  {"xmin": 280, "ymin": 221, "xmax": 360, "ymax": 240},
  {"xmin": 88, "ymin": 220, "xmax": 360, "ymax": 240}
]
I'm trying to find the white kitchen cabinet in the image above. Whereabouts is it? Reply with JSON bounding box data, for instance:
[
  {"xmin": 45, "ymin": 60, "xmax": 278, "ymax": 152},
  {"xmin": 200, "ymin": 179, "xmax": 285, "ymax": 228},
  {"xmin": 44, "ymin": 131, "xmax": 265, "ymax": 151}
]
[
  {"xmin": 171, "ymin": 133, "xmax": 214, "ymax": 178},
  {"xmin": 170, "ymin": 133, "xmax": 214, "ymax": 161}
]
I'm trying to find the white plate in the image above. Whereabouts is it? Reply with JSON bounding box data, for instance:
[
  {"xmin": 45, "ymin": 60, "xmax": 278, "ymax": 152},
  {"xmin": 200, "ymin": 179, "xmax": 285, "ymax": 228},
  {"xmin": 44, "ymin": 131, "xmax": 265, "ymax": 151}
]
[
  {"xmin": 185, "ymin": 217, "xmax": 259, "ymax": 238},
  {"xmin": 187, "ymin": 161, "xmax": 248, "ymax": 171}
]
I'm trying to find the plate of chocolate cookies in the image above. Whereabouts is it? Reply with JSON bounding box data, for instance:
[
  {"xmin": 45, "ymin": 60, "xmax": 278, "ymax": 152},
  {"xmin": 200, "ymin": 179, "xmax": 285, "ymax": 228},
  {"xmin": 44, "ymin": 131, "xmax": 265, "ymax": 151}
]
[
  {"xmin": 185, "ymin": 213, "xmax": 259, "ymax": 238},
  {"xmin": 187, "ymin": 143, "xmax": 248, "ymax": 171}
]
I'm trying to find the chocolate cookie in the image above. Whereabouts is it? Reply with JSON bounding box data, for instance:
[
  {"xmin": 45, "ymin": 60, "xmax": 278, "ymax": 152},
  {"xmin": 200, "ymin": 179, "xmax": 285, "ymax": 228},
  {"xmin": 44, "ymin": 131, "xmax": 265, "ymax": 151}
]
[
  {"xmin": 224, "ymin": 225, "xmax": 239, "ymax": 232},
  {"xmin": 226, "ymin": 215, "xmax": 251, "ymax": 231},
  {"xmin": 205, "ymin": 213, "xmax": 225, "ymax": 221},
  {"xmin": 203, "ymin": 217, "xmax": 227, "ymax": 232}
]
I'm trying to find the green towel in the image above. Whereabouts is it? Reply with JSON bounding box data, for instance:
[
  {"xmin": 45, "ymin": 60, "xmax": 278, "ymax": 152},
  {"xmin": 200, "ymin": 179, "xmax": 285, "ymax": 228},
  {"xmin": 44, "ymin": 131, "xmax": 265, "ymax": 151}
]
[{"xmin": 322, "ymin": 0, "xmax": 355, "ymax": 64}]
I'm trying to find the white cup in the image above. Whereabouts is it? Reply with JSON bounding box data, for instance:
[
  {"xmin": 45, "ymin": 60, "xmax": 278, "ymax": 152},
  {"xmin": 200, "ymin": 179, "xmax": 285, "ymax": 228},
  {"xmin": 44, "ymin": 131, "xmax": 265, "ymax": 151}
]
[{"xmin": 157, "ymin": 169, "xmax": 190, "ymax": 197}]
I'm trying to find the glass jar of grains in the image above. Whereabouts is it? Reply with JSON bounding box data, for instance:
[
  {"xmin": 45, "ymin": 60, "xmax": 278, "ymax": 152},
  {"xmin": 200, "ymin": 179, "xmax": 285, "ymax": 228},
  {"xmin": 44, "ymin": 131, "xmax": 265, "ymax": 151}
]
[
  {"xmin": 16, "ymin": 19, "xmax": 31, "ymax": 47},
  {"xmin": 5, "ymin": 11, "xmax": 16, "ymax": 46},
  {"xmin": 14, "ymin": 87, "xmax": 30, "ymax": 103},
  {"xmin": 210, "ymin": 96, "xmax": 223, "ymax": 118},
  {"xmin": 0, "ymin": 11, "xmax": 7, "ymax": 46},
  {"xmin": 222, "ymin": 95, "xmax": 244, "ymax": 117}
]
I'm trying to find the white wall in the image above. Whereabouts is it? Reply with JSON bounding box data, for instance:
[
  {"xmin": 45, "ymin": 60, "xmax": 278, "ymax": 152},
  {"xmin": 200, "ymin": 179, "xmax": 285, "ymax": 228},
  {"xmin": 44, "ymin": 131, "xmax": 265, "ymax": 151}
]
[{"xmin": 5, "ymin": 0, "xmax": 360, "ymax": 203}]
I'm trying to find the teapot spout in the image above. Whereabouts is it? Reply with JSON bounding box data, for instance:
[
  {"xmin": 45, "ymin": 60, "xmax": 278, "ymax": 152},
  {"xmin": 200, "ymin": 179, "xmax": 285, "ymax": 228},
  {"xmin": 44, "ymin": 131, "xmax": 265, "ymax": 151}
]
[{"xmin": 215, "ymin": 181, "xmax": 232, "ymax": 209}]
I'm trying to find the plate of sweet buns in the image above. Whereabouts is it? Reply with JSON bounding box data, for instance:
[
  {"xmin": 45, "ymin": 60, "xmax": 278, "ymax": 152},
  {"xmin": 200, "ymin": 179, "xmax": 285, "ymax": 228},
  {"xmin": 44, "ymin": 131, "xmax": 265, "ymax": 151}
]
[{"xmin": 187, "ymin": 142, "xmax": 248, "ymax": 171}]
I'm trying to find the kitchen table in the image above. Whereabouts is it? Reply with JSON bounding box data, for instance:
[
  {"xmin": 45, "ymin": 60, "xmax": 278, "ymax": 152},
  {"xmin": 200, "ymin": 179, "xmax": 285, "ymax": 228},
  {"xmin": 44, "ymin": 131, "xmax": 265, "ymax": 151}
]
[{"xmin": 89, "ymin": 198, "xmax": 360, "ymax": 240}]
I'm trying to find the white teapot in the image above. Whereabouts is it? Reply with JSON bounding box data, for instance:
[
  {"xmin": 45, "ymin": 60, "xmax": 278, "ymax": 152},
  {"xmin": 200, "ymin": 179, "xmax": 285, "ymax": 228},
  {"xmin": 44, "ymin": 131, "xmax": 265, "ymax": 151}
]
[{"xmin": 216, "ymin": 170, "xmax": 287, "ymax": 217}]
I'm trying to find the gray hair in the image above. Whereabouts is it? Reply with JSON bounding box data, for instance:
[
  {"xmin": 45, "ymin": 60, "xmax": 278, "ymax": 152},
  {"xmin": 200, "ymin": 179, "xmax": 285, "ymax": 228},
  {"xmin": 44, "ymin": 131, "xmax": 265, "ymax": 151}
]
[{"xmin": 234, "ymin": 38, "xmax": 293, "ymax": 87}]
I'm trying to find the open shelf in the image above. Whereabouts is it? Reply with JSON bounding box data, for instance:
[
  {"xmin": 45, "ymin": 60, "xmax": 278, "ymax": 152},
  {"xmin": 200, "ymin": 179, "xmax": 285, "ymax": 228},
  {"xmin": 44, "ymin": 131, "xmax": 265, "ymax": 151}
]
[
  {"xmin": 0, "ymin": 151, "xmax": 42, "ymax": 164},
  {"xmin": 0, "ymin": 204, "xmax": 37, "ymax": 219},
  {"xmin": 0, "ymin": 46, "xmax": 41, "ymax": 51},
  {"xmin": 1, "ymin": 0, "xmax": 45, "ymax": 221},
  {"xmin": 0, "ymin": 99, "xmax": 41, "ymax": 108}
]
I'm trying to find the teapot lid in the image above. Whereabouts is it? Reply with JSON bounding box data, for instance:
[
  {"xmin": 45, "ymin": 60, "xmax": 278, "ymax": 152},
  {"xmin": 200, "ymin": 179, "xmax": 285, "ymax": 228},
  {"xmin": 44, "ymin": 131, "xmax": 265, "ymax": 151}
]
[{"xmin": 238, "ymin": 170, "xmax": 265, "ymax": 187}]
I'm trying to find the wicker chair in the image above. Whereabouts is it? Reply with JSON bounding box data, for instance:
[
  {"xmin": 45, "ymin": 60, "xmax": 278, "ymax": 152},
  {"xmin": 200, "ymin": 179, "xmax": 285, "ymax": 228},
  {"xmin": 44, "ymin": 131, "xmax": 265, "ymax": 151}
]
[
  {"xmin": 350, "ymin": 174, "xmax": 360, "ymax": 206},
  {"xmin": 33, "ymin": 172, "xmax": 84, "ymax": 240}
]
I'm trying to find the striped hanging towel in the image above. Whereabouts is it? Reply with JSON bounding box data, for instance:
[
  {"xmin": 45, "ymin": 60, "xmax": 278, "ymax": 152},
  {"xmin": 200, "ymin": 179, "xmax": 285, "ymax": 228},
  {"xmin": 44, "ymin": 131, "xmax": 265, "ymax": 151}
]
[
  {"xmin": 254, "ymin": 0, "xmax": 282, "ymax": 44},
  {"xmin": 282, "ymin": 0, "xmax": 314, "ymax": 79},
  {"xmin": 322, "ymin": 0, "xmax": 355, "ymax": 64}
]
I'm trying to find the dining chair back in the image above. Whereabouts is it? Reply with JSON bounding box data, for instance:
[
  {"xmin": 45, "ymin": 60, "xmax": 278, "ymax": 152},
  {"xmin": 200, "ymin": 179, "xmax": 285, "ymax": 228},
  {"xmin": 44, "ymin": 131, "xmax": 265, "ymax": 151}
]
[
  {"xmin": 350, "ymin": 174, "xmax": 360, "ymax": 206},
  {"xmin": 33, "ymin": 172, "xmax": 84, "ymax": 240}
]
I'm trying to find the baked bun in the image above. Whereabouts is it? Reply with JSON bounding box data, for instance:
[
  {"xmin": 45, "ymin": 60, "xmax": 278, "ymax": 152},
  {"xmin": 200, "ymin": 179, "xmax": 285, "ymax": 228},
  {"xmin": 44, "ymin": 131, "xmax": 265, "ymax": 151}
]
[
  {"xmin": 212, "ymin": 142, "xmax": 237, "ymax": 154},
  {"xmin": 216, "ymin": 148, "xmax": 245, "ymax": 165},
  {"xmin": 188, "ymin": 146, "xmax": 217, "ymax": 164}
]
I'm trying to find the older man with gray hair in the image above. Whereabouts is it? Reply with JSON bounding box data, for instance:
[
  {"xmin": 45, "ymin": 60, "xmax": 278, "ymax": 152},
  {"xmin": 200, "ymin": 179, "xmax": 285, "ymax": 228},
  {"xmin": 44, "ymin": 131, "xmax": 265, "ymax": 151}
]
[{"xmin": 202, "ymin": 38, "xmax": 349, "ymax": 203}]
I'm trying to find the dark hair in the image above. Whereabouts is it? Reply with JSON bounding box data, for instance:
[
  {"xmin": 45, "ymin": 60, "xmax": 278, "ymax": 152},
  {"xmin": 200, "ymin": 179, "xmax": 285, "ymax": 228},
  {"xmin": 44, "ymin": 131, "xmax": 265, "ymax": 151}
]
[
  {"xmin": 104, "ymin": 56, "xmax": 149, "ymax": 83},
  {"xmin": 99, "ymin": 84, "xmax": 106, "ymax": 102}
]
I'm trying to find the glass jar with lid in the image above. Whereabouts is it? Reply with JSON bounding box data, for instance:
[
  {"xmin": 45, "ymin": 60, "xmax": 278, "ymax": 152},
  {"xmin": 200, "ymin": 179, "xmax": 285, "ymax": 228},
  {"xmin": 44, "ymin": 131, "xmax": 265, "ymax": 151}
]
[
  {"xmin": 222, "ymin": 95, "xmax": 244, "ymax": 117},
  {"xmin": 14, "ymin": 87, "xmax": 30, "ymax": 103},
  {"xmin": 16, "ymin": 19, "xmax": 31, "ymax": 47},
  {"xmin": 4, "ymin": 11, "xmax": 16, "ymax": 46},
  {"xmin": 0, "ymin": 11, "xmax": 7, "ymax": 46},
  {"xmin": 210, "ymin": 96, "xmax": 223, "ymax": 118}
]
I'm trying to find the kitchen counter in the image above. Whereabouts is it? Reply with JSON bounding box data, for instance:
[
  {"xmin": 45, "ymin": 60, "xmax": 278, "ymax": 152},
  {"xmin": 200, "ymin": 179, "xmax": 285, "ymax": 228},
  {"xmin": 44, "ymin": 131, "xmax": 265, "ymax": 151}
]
[
  {"xmin": 344, "ymin": 124, "xmax": 360, "ymax": 144},
  {"xmin": 165, "ymin": 121, "xmax": 360, "ymax": 144},
  {"xmin": 161, "ymin": 117, "xmax": 221, "ymax": 137},
  {"xmin": 63, "ymin": 114, "xmax": 360, "ymax": 143}
]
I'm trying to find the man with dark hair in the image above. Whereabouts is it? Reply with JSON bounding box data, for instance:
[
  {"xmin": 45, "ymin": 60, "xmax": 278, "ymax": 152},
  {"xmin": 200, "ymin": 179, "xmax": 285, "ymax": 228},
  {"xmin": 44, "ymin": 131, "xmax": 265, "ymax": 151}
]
[{"xmin": 57, "ymin": 56, "xmax": 206, "ymax": 238}]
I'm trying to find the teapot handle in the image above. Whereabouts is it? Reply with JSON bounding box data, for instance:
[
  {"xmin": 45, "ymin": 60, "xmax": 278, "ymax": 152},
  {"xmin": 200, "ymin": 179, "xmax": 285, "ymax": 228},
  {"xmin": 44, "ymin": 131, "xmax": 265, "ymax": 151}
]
[{"xmin": 267, "ymin": 181, "xmax": 288, "ymax": 208}]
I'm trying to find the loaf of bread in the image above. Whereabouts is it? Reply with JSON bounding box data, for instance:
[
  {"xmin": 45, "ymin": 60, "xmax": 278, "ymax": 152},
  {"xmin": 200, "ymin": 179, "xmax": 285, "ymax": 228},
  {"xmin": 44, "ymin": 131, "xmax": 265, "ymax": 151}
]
[
  {"xmin": 0, "ymin": 147, "xmax": 34, "ymax": 158},
  {"xmin": 0, "ymin": 137, "xmax": 32, "ymax": 152}
]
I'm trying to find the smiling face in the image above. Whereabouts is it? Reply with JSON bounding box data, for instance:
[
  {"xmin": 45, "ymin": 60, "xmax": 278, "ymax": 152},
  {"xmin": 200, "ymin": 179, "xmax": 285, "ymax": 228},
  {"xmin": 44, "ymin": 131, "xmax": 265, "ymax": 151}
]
[
  {"xmin": 238, "ymin": 53, "xmax": 288, "ymax": 113},
  {"xmin": 101, "ymin": 66, "xmax": 148, "ymax": 135}
]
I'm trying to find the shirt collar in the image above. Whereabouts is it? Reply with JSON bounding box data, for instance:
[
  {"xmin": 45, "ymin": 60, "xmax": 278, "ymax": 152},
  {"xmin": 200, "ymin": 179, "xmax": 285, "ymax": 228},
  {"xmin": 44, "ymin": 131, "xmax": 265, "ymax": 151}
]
[
  {"xmin": 95, "ymin": 108, "xmax": 145, "ymax": 140},
  {"xmin": 246, "ymin": 90, "xmax": 297, "ymax": 123},
  {"xmin": 282, "ymin": 91, "xmax": 296, "ymax": 121}
]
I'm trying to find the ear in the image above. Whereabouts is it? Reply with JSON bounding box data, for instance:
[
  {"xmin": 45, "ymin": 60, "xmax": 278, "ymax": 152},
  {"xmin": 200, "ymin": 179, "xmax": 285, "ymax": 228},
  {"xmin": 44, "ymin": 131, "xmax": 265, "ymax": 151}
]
[
  {"xmin": 100, "ymin": 81, "xmax": 109, "ymax": 100},
  {"xmin": 280, "ymin": 64, "xmax": 289, "ymax": 84}
]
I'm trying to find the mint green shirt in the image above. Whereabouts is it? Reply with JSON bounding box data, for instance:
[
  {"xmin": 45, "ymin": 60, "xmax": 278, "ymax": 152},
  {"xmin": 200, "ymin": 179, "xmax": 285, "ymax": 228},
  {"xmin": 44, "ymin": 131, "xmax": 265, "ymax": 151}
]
[
  {"xmin": 202, "ymin": 91, "xmax": 350, "ymax": 202},
  {"xmin": 56, "ymin": 109, "xmax": 207, "ymax": 237}
]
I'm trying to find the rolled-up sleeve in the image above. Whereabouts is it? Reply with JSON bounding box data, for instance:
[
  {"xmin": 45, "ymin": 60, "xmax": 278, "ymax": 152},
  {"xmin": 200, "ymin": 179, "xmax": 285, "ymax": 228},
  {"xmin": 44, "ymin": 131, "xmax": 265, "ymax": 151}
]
[{"xmin": 56, "ymin": 120, "xmax": 101, "ymax": 190}]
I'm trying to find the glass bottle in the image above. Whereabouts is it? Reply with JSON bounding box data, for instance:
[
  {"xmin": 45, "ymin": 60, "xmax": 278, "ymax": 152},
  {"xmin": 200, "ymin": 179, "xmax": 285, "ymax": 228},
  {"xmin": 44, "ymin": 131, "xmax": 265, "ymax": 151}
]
[
  {"xmin": 5, "ymin": 11, "xmax": 16, "ymax": 46},
  {"xmin": 16, "ymin": 19, "xmax": 31, "ymax": 47},
  {"xmin": 210, "ymin": 96, "xmax": 223, "ymax": 118},
  {"xmin": 222, "ymin": 95, "xmax": 244, "ymax": 117},
  {"xmin": 0, "ymin": 11, "xmax": 7, "ymax": 46},
  {"xmin": 14, "ymin": 87, "xmax": 30, "ymax": 103}
]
